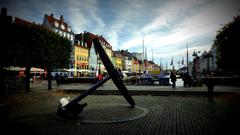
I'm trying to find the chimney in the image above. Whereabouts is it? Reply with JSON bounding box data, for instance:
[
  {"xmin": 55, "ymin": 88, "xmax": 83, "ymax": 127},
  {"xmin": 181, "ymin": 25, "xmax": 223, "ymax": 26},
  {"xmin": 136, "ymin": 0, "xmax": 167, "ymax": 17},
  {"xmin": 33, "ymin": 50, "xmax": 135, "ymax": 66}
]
[
  {"xmin": 50, "ymin": 13, "xmax": 54, "ymax": 17},
  {"xmin": 60, "ymin": 15, "xmax": 64, "ymax": 22},
  {"xmin": 1, "ymin": 7, "xmax": 7, "ymax": 16}
]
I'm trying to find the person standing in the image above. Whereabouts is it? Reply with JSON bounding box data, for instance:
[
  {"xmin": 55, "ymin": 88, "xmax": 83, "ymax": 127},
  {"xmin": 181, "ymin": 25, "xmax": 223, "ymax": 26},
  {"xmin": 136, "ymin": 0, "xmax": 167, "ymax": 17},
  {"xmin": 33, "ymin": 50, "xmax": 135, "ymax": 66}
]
[
  {"xmin": 205, "ymin": 73, "xmax": 215, "ymax": 102},
  {"xmin": 170, "ymin": 71, "xmax": 177, "ymax": 88},
  {"xmin": 117, "ymin": 68, "xmax": 123, "ymax": 79},
  {"xmin": 97, "ymin": 72, "xmax": 104, "ymax": 87},
  {"xmin": 182, "ymin": 73, "xmax": 191, "ymax": 88},
  {"xmin": 97, "ymin": 73, "xmax": 103, "ymax": 81}
]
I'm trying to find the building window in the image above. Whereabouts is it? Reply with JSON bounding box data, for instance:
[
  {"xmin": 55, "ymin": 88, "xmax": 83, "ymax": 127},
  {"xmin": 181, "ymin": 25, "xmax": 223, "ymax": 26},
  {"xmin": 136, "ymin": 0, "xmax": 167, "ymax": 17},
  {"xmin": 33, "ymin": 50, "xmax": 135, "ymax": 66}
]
[
  {"xmin": 55, "ymin": 21, "xmax": 59, "ymax": 27},
  {"xmin": 61, "ymin": 24, "xmax": 65, "ymax": 30}
]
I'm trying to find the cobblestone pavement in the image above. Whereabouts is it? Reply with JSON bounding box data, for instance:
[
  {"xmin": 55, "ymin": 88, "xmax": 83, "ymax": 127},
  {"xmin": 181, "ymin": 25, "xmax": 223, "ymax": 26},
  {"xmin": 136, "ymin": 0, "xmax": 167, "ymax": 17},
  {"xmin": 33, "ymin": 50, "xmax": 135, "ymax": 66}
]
[
  {"xmin": 23, "ymin": 80, "xmax": 240, "ymax": 96},
  {"xmin": 1, "ymin": 90, "xmax": 240, "ymax": 135}
]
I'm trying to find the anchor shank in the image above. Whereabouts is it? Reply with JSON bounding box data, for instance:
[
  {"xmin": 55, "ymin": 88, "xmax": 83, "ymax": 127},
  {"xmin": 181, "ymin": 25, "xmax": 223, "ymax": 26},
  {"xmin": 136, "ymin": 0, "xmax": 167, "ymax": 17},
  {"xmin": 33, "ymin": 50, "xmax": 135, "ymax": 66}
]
[
  {"xmin": 69, "ymin": 75, "xmax": 111, "ymax": 104},
  {"xmin": 93, "ymin": 38, "xmax": 135, "ymax": 107}
]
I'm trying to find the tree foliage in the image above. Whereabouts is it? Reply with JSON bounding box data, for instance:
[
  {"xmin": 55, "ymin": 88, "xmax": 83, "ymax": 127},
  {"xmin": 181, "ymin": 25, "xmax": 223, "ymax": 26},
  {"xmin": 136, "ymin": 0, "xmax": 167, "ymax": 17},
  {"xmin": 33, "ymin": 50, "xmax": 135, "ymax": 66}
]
[
  {"xmin": 13, "ymin": 23, "xmax": 72, "ymax": 70},
  {"xmin": 214, "ymin": 15, "xmax": 240, "ymax": 74},
  {"xmin": 1, "ymin": 21, "xmax": 72, "ymax": 91}
]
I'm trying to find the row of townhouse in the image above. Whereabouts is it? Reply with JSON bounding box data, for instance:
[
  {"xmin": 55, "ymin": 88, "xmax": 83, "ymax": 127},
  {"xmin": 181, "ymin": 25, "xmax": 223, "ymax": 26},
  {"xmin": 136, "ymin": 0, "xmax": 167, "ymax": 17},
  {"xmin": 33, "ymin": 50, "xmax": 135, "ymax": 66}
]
[
  {"xmin": 189, "ymin": 45, "xmax": 218, "ymax": 77},
  {"xmin": 199, "ymin": 45, "xmax": 218, "ymax": 74},
  {"xmin": 1, "ymin": 7, "xmax": 160, "ymax": 77},
  {"xmin": 42, "ymin": 13, "xmax": 160, "ymax": 77}
]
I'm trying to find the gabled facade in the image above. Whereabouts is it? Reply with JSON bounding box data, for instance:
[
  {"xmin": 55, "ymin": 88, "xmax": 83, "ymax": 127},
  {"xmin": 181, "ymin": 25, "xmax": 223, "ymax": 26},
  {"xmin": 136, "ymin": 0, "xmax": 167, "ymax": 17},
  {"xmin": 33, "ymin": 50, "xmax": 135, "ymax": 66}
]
[
  {"xmin": 132, "ymin": 57, "xmax": 140, "ymax": 73},
  {"xmin": 82, "ymin": 31, "xmax": 113, "ymax": 73},
  {"xmin": 43, "ymin": 13, "xmax": 75, "ymax": 71},
  {"xmin": 75, "ymin": 33, "xmax": 98, "ymax": 76},
  {"xmin": 88, "ymin": 42, "xmax": 98, "ymax": 75},
  {"xmin": 199, "ymin": 45, "xmax": 218, "ymax": 74},
  {"xmin": 43, "ymin": 13, "xmax": 74, "ymax": 43},
  {"xmin": 113, "ymin": 52, "xmax": 123, "ymax": 70},
  {"xmin": 147, "ymin": 61, "xmax": 160, "ymax": 74},
  {"xmin": 73, "ymin": 40, "xmax": 89, "ymax": 77},
  {"xmin": 115, "ymin": 50, "xmax": 133, "ymax": 72}
]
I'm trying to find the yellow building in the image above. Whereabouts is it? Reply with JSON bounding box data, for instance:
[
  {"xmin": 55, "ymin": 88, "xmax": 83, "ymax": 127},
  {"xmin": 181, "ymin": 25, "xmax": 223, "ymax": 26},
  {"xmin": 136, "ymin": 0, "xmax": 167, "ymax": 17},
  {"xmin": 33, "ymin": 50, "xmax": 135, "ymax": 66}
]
[
  {"xmin": 147, "ymin": 61, "xmax": 154, "ymax": 72},
  {"xmin": 115, "ymin": 53, "xmax": 123, "ymax": 70},
  {"xmin": 132, "ymin": 57, "xmax": 140, "ymax": 73},
  {"xmin": 74, "ymin": 41, "xmax": 89, "ymax": 77}
]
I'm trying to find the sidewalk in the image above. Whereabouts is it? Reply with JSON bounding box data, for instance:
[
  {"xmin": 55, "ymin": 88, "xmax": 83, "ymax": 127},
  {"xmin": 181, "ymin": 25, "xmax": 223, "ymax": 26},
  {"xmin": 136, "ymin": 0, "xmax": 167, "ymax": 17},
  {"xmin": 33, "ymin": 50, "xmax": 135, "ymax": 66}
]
[
  {"xmin": 1, "ymin": 92, "xmax": 240, "ymax": 135},
  {"xmin": 55, "ymin": 80, "xmax": 240, "ymax": 96},
  {"xmin": 3, "ymin": 79, "xmax": 239, "ymax": 97},
  {"xmin": 1, "ymin": 80, "xmax": 240, "ymax": 135}
]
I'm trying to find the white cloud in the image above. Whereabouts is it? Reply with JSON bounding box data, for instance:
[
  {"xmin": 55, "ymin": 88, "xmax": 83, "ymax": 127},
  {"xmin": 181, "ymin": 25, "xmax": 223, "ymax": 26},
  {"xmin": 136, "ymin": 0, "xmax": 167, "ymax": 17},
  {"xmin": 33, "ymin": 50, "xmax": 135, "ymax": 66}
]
[
  {"xmin": 3, "ymin": 0, "xmax": 240, "ymax": 67},
  {"xmin": 66, "ymin": 0, "xmax": 105, "ymax": 34},
  {"xmin": 120, "ymin": 0, "xmax": 240, "ymax": 62},
  {"xmin": 120, "ymin": 0, "xmax": 211, "ymax": 50}
]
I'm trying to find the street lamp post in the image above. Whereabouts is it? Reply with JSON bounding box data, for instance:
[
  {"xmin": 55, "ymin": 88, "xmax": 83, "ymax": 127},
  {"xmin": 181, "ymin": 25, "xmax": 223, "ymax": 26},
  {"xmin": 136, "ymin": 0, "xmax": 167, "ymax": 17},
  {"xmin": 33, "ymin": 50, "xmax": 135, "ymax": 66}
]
[{"xmin": 192, "ymin": 50, "xmax": 201, "ymax": 78}]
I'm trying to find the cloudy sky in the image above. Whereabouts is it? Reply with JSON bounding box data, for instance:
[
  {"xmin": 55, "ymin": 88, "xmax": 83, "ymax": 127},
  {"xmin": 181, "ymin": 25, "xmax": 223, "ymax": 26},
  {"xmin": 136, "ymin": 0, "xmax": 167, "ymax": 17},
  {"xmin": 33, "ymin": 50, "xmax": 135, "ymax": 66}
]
[{"xmin": 1, "ymin": 0, "xmax": 239, "ymax": 69}]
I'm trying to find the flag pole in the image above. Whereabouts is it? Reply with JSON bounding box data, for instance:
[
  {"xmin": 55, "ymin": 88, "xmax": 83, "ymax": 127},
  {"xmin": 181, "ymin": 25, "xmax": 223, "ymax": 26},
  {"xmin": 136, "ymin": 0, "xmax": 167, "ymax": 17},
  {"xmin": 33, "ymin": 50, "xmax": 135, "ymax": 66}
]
[
  {"xmin": 187, "ymin": 43, "xmax": 189, "ymax": 74},
  {"xmin": 142, "ymin": 39, "xmax": 144, "ymax": 74}
]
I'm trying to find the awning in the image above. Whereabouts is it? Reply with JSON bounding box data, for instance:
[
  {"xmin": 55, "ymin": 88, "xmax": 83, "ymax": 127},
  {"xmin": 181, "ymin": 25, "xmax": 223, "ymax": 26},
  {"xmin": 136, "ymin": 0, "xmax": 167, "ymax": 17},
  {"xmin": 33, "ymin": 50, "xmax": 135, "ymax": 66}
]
[
  {"xmin": 67, "ymin": 69, "xmax": 90, "ymax": 72},
  {"xmin": 4, "ymin": 66, "xmax": 45, "ymax": 72}
]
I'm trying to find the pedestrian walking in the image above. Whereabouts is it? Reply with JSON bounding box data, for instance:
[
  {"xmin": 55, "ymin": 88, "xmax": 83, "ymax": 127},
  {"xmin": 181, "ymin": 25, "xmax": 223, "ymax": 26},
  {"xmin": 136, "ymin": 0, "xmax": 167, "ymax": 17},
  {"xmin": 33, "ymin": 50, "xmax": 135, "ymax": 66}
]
[
  {"xmin": 182, "ymin": 73, "xmax": 191, "ymax": 88},
  {"xmin": 117, "ymin": 68, "xmax": 123, "ymax": 79},
  {"xmin": 97, "ymin": 72, "xmax": 104, "ymax": 87},
  {"xmin": 204, "ymin": 73, "xmax": 215, "ymax": 102},
  {"xmin": 170, "ymin": 71, "xmax": 177, "ymax": 88},
  {"xmin": 97, "ymin": 73, "xmax": 103, "ymax": 81}
]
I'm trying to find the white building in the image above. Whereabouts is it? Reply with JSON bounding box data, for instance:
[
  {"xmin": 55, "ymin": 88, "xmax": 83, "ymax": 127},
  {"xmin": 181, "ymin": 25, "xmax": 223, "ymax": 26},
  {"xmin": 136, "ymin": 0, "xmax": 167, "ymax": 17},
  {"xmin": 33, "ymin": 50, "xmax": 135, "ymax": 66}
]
[
  {"xmin": 88, "ymin": 42, "xmax": 98, "ymax": 76},
  {"xmin": 199, "ymin": 45, "xmax": 218, "ymax": 74},
  {"xmin": 43, "ymin": 13, "xmax": 75, "ymax": 70},
  {"xmin": 43, "ymin": 13, "xmax": 74, "ymax": 43}
]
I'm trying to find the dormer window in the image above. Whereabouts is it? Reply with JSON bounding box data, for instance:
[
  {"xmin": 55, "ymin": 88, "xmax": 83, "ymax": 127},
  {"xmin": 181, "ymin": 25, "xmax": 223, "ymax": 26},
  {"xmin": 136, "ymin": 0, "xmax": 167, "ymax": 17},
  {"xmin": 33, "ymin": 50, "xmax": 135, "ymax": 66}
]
[
  {"xmin": 61, "ymin": 24, "xmax": 65, "ymax": 30},
  {"xmin": 55, "ymin": 21, "xmax": 59, "ymax": 27}
]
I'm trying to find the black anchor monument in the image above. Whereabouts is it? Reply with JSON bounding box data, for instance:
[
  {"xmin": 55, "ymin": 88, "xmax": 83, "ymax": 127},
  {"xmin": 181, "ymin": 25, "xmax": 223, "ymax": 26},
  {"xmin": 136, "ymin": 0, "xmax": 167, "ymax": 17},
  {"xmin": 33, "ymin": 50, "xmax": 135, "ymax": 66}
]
[{"xmin": 57, "ymin": 38, "xmax": 136, "ymax": 117}]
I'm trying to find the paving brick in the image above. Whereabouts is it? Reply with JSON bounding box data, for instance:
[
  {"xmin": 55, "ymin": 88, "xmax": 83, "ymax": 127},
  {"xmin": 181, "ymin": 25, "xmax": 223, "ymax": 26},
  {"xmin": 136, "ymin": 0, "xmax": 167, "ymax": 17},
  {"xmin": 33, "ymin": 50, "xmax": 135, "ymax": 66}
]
[{"xmin": 1, "ymin": 89, "xmax": 240, "ymax": 135}]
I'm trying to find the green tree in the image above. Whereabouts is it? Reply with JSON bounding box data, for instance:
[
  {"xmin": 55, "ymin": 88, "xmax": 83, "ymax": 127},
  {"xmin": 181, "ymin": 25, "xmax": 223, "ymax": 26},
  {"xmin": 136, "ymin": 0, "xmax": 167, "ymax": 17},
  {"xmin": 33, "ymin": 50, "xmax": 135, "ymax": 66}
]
[
  {"xmin": 214, "ymin": 15, "xmax": 240, "ymax": 75},
  {"xmin": 7, "ymin": 23, "xmax": 71, "ymax": 92}
]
